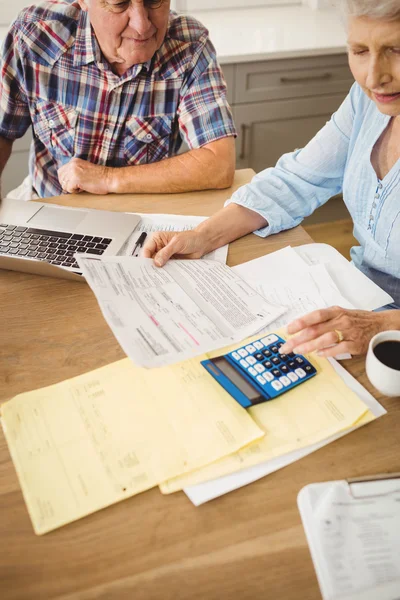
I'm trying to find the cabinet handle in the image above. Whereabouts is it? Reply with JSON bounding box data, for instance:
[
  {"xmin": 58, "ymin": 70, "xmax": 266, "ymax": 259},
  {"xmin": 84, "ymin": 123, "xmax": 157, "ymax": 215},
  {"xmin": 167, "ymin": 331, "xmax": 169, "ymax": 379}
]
[
  {"xmin": 239, "ymin": 124, "xmax": 249, "ymax": 160},
  {"xmin": 280, "ymin": 72, "xmax": 333, "ymax": 84}
]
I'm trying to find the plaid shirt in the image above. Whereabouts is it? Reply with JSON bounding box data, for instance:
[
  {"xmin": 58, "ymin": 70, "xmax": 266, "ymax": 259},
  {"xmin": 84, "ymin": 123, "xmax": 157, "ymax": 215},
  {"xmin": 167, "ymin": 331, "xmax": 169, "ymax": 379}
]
[{"xmin": 0, "ymin": 1, "xmax": 236, "ymax": 198}]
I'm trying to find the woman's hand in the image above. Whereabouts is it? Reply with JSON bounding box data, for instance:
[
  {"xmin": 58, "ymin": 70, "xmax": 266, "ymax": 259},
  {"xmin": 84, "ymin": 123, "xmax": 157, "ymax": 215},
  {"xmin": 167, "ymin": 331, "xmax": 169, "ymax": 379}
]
[
  {"xmin": 142, "ymin": 230, "xmax": 209, "ymax": 266},
  {"xmin": 279, "ymin": 306, "xmax": 392, "ymax": 357}
]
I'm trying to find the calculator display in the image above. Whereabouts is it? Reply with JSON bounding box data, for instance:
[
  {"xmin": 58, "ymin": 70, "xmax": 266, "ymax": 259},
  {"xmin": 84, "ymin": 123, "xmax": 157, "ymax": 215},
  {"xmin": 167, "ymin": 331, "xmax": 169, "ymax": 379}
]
[{"xmin": 212, "ymin": 357, "xmax": 262, "ymax": 402}]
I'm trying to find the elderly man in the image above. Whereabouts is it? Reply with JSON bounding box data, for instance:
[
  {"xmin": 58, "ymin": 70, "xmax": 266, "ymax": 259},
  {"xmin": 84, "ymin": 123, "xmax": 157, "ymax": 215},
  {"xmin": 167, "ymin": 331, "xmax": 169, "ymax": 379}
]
[{"xmin": 0, "ymin": 0, "xmax": 236, "ymax": 200}]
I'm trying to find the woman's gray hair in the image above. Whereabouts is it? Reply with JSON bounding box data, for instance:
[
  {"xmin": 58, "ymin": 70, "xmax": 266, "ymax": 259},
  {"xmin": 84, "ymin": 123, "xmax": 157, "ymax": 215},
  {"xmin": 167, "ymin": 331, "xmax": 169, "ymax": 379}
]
[{"xmin": 337, "ymin": 0, "xmax": 400, "ymax": 20}]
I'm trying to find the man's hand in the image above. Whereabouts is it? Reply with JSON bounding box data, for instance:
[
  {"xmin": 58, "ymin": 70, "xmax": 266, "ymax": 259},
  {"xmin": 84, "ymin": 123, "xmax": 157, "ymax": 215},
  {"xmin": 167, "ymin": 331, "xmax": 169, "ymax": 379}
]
[
  {"xmin": 142, "ymin": 231, "xmax": 209, "ymax": 267},
  {"xmin": 279, "ymin": 306, "xmax": 395, "ymax": 357},
  {"xmin": 57, "ymin": 158, "xmax": 113, "ymax": 194}
]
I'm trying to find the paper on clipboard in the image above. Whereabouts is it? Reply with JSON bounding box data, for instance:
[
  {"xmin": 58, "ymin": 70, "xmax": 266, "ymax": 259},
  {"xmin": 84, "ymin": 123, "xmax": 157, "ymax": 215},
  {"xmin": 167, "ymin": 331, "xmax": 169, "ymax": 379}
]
[{"xmin": 297, "ymin": 475, "xmax": 400, "ymax": 600}]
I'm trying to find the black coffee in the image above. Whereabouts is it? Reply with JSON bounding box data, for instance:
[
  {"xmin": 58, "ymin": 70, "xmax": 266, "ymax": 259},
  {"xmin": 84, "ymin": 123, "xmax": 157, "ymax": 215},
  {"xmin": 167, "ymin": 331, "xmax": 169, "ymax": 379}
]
[{"xmin": 373, "ymin": 341, "xmax": 400, "ymax": 370}]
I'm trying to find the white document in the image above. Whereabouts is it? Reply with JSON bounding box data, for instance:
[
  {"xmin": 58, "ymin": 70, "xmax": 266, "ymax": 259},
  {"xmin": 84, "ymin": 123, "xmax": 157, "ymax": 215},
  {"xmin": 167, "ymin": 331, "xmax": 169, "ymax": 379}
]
[
  {"xmin": 294, "ymin": 243, "xmax": 394, "ymax": 310},
  {"xmin": 245, "ymin": 264, "xmax": 354, "ymax": 332},
  {"xmin": 236, "ymin": 259, "xmax": 353, "ymax": 359},
  {"xmin": 298, "ymin": 477, "xmax": 400, "ymax": 600},
  {"xmin": 233, "ymin": 244, "xmax": 393, "ymax": 312},
  {"xmin": 233, "ymin": 246, "xmax": 308, "ymax": 282},
  {"xmin": 184, "ymin": 359, "xmax": 386, "ymax": 505},
  {"xmin": 119, "ymin": 213, "xmax": 228, "ymax": 264},
  {"xmin": 76, "ymin": 256, "xmax": 286, "ymax": 368}
]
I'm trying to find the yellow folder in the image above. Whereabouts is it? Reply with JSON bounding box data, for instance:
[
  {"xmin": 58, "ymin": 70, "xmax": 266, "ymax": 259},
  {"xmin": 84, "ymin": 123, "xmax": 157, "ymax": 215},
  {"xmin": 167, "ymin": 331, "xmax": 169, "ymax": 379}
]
[
  {"xmin": 159, "ymin": 336, "xmax": 374, "ymax": 494},
  {"xmin": 1, "ymin": 357, "xmax": 263, "ymax": 534}
]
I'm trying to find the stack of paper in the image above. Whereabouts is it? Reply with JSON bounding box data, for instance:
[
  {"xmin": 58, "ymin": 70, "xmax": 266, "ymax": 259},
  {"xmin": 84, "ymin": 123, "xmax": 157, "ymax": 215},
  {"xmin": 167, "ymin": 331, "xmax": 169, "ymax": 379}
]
[
  {"xmin": 183, "ymin": 358, "xmax": 386, "ymax": 505},
  {"xmin": 178, "ymin": 244, "xmax": 392, "ymax": 505},
  {"xmin": 1, "ymin": 329, "xmax": 384, "ymax": 533},
  {"xmin": 233, "ymin": 244, "xmax": 393, "ymax": 318},
  {"xmin": 2, "ymin": 245, "xmax": 390, "ymax": 529},
  {"xmin": 159, "ymin": 332, "xmax": 380, "ymax": 495},
  {"xmin": 1, "ymin": 357, "xmax": 264, "ymax": 534}
]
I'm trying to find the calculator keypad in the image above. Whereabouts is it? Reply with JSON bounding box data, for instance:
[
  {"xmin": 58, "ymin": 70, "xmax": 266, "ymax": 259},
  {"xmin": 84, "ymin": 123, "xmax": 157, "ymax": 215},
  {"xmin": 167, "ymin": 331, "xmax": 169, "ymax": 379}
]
[{"xmin": 227, "ymin": 334, "xmax": 317, "ymax": 400}]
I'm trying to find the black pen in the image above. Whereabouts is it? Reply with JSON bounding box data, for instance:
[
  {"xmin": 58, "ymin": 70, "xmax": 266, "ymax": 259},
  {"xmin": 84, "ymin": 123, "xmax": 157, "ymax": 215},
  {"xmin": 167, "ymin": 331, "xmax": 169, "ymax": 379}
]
[{"xmin": 132, "ymin": 232, "xmax": 147, "ymax": 257}]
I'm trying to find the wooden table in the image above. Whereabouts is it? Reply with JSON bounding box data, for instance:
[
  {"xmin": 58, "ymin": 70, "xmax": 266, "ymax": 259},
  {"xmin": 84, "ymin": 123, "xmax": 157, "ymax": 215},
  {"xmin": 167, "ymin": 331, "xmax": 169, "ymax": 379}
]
[{"xmin": 0, "ymin": 170, "xmax": 398, "ymax": 600}]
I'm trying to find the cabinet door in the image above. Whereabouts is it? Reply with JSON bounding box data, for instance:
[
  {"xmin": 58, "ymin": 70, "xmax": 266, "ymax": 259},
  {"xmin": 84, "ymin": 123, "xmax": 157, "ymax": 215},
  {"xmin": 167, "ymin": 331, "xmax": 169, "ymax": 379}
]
[
  {"xmin": 234, "ymin": 94, "xmax": 346, "ymax": 172},
  {"xmin": 234, "ymin": 55, "xmax": 353, "ymax": 105}
]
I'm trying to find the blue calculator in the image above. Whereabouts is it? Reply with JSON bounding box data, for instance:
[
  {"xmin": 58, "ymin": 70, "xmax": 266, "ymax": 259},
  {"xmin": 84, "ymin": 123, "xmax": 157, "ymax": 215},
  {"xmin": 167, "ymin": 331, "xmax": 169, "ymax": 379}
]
[{"xmin": 201, "ymin": 334, "xmax": 317, "ymax": 408}]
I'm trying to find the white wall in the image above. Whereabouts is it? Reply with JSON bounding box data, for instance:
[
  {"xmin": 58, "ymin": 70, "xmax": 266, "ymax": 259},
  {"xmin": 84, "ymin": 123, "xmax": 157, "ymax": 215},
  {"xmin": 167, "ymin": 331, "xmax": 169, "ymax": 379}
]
[
  {"xmin": 0, "ymin": 0, "xmax": 34, "ymax": 26},
  {"xmin": 173, "ymin": 0, "xmax": 302, "ymax": 11}
]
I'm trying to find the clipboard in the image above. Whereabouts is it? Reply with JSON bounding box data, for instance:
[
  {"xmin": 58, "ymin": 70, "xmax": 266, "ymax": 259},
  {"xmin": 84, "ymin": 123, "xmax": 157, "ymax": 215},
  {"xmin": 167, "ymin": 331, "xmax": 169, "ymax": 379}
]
[{"xmin": 297, "ymin": 473, "xmax": 400, "ymax": 600}]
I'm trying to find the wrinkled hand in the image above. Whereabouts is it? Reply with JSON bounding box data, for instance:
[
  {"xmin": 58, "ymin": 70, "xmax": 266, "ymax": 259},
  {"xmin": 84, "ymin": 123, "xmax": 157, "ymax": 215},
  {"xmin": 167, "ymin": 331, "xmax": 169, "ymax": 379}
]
[
  {"xmin": 142, "ymin": 230, "xmax": 208, "ymax": 266},
  {"xmin": 279, "ymin": 306, "xmax": 389, "ymax": 357},
  {"xmin": 57, "ymin": 158, "xmax": 112, "ymax": 195}
]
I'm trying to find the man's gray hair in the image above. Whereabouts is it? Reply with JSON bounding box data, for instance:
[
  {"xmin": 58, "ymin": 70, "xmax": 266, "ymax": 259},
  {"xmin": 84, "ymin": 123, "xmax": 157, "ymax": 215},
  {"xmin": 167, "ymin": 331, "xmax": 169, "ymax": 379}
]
[{"xmin": 337, "ymin": 0, "xmax": 400, "ymax": 20}]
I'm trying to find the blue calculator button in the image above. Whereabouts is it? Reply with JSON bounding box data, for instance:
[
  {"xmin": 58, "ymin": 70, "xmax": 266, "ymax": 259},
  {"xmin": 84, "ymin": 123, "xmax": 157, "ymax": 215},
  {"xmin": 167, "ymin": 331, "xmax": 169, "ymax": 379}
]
[
  {"xmin": 280, "ymin": 364, "xmax": 289, "ymax": 374},
  {"xmin": 295, "ymin": 368, "xmax": 306, "ymax": 378},
  {"xmin": 271, "ymin": 356, "xmax": 281, "ymax": 365},
  {"xmin": 263, "ymin": 360, "xmax": 272, "ymax": 369},
  {"xmin": 279, "ymin": 354, "xmax": 289, "ymax": 361},
  {"xmin": 240, "ymin": 359, "xmax": 249, "ymax": 368},
  {"xmin": 280, "ymin": 376, "xmax": 291, "ymax": 387},
  {"xmin": 247, "ymin": 356, "xmax": 257, "ymax": 366},
  {"xmin": 253, "ymin": 341, "xmax": 264, "ymax": 350},
  {"xmin": 232, "ymin": 352, "xmax": 240, "ymax": 361},
  {"xmin": 264, "ymin": 371, "xmax": 274, "ymax": 383},
  {"xmin": 272, "ymin": 368, "xmax": 281, "ymax": 377},
  {"xmin": 255, "ymin": 353, "xmax": 264, "ymax": 361},
  {"xmin": 256, "ymin": 375, "xmax": 266, "ymax": 385},
  {"xmin": 288, "ymin": 372, "xmax": 298, "ymax": 382},
  {"xmin": 271, "ymin": 380, "xmax": 283, "ymax": 391},
  {"xmin": 304, "ymin": 364, "xmax": 316, "ymax": 374},
  {"xmin": 249, "ymin": 367, "xmax": 257, "ymax": 376},
  {"xmin": 245, "ymin": 344, "xmax": 256, "ymax": 354},
  {"xmin": 238, "ymin": 349, "xmax": 248, "ymax": 358},
  {"xmin": 255, "ymin": 363, "xmax": 265, "ymax": 373},
  {"xmin": 295, "ymin": 356, "xmax": 305, "ymax": 365},
  {"xmin": 262, "ymin": 349, "xmax": 272, "ymax": 358},
  {"xmin": 270, "ymin": 345, "xmax": 279, "ymax": 354},
  {"xmin": 288, "ymin": 361, "xmax": 296, "ymax": 369},
  {"xmin": 287, "ymin": 352, "xmax": 295, "ymax": 358}
]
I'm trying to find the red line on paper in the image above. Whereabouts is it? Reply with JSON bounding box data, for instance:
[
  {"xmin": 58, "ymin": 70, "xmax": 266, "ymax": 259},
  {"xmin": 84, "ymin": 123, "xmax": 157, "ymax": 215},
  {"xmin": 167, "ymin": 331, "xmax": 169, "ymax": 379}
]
[{"xmin": 179, "ymin": 323, "xmax": 200, "ymax": 345}]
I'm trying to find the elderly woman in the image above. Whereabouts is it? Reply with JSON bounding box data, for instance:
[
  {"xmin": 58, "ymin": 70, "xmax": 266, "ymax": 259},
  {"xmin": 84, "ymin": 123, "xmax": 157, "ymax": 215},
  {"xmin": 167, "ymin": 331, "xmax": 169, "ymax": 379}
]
[{"xmin": 144, "ymin": 0, "xmax": 400, "ymax": 357}]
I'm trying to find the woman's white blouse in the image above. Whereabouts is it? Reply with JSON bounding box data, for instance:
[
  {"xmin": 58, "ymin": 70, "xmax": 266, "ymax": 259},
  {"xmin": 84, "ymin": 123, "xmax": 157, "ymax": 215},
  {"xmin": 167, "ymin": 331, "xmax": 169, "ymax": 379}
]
[{"xmin": 227, "ymin": 83, "xmax": 400, "ymax": 307}]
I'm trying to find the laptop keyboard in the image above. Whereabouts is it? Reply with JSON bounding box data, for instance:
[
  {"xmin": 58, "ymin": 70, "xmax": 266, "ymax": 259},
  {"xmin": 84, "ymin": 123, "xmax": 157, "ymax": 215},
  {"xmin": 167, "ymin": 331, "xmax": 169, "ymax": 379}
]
[{"xmin": 0, "ymin": 224, "xmax": 112, "ymax": 270}]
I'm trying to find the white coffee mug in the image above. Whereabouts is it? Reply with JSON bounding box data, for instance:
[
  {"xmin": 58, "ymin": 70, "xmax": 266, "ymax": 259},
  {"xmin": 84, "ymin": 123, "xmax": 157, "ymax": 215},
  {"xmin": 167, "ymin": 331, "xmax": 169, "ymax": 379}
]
[{"xmin": 366, "ymin": 330, "xmax": 400, "ymax": 397}]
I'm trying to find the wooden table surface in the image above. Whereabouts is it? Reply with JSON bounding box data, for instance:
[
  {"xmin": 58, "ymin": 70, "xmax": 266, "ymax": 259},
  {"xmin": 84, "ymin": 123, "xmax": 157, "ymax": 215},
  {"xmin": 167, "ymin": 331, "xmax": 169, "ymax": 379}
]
[{"xmin": 1, "ymin": 170, "xmax": 399, "ymax": 600}]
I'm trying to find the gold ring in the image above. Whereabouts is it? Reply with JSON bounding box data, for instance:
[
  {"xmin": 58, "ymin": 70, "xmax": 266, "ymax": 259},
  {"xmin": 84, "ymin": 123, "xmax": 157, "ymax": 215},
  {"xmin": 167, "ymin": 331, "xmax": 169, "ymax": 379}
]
[{"xmin": 334, "ymin": 329, "xmax": 344, "ymax": 343}]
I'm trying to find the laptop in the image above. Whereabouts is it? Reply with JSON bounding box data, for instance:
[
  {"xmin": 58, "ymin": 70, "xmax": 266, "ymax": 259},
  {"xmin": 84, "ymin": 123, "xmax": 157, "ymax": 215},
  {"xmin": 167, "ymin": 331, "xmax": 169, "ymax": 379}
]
[{"xmin": 0, "ymin": 198, "xmax": 140, "ymax": 282}]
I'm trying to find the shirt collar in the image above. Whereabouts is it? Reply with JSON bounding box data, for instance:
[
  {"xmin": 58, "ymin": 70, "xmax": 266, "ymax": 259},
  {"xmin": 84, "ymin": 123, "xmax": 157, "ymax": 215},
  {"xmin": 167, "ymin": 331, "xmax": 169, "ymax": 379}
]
[{"xmin": 73, "ymin": 10, "xmax": 97, "ymax": 67}]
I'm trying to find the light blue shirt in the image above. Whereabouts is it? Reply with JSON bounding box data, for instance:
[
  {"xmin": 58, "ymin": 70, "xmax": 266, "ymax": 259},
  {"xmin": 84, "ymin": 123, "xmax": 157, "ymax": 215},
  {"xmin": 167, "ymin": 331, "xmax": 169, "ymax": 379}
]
[{"xmin": 227, "ymin": 83, "xmax": 400, "ymax": 308}]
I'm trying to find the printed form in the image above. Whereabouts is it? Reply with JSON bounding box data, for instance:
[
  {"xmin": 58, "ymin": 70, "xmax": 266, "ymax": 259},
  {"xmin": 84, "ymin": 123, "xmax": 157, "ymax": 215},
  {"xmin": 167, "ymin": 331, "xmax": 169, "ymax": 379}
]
[
  {"xmin": 76, "ymin": 256, "xmax": 285, "ymax": 368},
  {"xmin": 1, "ymin": 357, "xmax": 263, "ymax": 534},
  {"xmin": 299, "ymin": 480, "xmax": 400, "ymax": 600},
  {"xmin": 159, "ymin": 338, "xmax": 372, "ymax": 494}
]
